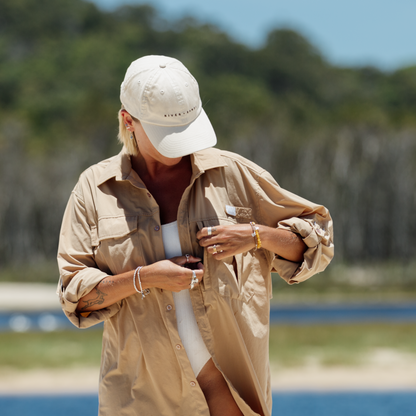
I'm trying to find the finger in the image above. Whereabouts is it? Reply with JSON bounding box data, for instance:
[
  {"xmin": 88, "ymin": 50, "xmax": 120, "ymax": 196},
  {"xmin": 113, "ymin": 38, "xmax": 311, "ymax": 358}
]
[
  {"xmin": 212, "ymin": 251, "xmax": 229, "ymax": 261},
  {"xmin": 171, "ymin": 255, "xmax": 201, "ymax": 266},
  {"xmin": 197, "ymin": 262, "xmax": 204, "ymax": 271},
  {"xmin": 193, "ymin": 266, "xmax": 204, "ymax": 279},
  {"xmin": 208, "ymin": 244, "xmax": 224, "ymax": 256},
  {"xmin": 196, "ymin": 226, "xmax": 219, "ymax": 240},
  {"xmin": 177, "ymin": 268, "xmax": 203, "ymax": 290},
  {"xmin": 190, "ymin": 265, "xmax": 206, "ymax": 286},
  {"xmin": 194, "ymin": 263, "xmax": 204, "ymax": 282},
  {"xmin": 198, "ymin": 235, "xmax": 222, "ymax": 247}
]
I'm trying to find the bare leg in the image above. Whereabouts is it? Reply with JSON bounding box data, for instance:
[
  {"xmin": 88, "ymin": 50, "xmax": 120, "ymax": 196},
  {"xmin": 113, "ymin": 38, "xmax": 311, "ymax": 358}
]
[{"xmin": 197, "ymin": 358, "xmax": 244, "ymax": 416}]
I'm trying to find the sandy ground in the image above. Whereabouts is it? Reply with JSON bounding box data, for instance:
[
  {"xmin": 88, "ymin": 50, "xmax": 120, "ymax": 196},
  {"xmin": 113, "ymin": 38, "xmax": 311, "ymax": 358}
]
[
  {"xmin": 1, "ymin": 361, "xmax": 415, "ymax": 395},
  {"xmin": 270, "ymin": 353, "xmax": 416, "ymax": 391},
  {"xmin": 0, "ymin": 283, "xmax": 61, "ymax": 311},
  {"xmin": 0, "ymin": 368, "xmax": 100, "ymax": 395},
  {"xmin": 1, "ymin": 349, "xmax": 415, "ymax": 395},
  {"xmin": 1, "ymin": 283, "xmax": 415, "ymax": 394}
]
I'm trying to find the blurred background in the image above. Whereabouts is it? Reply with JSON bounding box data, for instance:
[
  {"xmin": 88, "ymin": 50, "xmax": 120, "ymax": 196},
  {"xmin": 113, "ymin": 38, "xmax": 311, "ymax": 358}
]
[{"xmin": 1, "ymin": 0, "xmax": 415, "ymax": 415}]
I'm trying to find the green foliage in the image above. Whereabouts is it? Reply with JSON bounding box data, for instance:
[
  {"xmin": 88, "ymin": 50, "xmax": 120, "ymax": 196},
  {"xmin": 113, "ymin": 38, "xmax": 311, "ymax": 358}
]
[
  {"xmin": 2, "ymin": 0, "xmax": 415, "ymax": 154},
  {"xmin": 272, "ymin": 261, "xmax": 416, "ymax": 304},
  {"xmin": 259, "ymin": 29, "xmax": 329, "ymax": 101},
  {"xmin": 0, "ymin": 330, "xmax": 102, "ymax": 370},
  {"xmin": 2, "ymin": 324, "xmax": 415, "ymax": 370},
  {"xmin": 269, "ymin": 323, "xmax": 416, "ymax": 367},
  {"xmin": 0, "ymin": 261, "xmax": 58, "ymax": 283}
]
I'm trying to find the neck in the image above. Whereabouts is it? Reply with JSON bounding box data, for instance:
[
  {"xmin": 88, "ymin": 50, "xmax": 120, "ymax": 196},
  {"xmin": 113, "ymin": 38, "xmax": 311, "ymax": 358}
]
[
  {"xmin": 130, "ymin": 153, "xmax": 193, "ymax": 224},
  {"xmin": 131, "ymin": 153, "xmax": 191, "ymax": 182}
]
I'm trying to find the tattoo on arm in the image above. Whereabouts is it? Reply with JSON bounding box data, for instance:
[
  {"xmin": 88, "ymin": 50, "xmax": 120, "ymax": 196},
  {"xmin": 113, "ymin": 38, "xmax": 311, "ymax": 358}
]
[{"xmin": 80, "ymin": 288, "xmax": 108, "ymax": 310}]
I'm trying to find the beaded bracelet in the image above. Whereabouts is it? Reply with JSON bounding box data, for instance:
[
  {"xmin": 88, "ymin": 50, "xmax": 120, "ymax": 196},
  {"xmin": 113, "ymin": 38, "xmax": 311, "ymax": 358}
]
[
  {"xmin": 133, "ymin": 266, "xmax": 151, "ymax": 299},
  {"xmin": 250, "ymin": 222, "xmax": 262, "ymax": 250}
]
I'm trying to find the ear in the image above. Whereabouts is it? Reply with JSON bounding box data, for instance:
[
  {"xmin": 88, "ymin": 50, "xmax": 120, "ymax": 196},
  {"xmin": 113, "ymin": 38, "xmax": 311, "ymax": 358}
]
[{"xmin": 120, "ymin": 110, "xmax": 134, "ymax": 129}]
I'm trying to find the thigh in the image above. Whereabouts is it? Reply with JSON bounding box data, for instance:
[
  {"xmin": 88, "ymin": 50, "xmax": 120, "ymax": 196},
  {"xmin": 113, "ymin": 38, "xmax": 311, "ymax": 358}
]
[{"xmin": 197, "ymin": 359, "xmax": 243, "ymax": 416}]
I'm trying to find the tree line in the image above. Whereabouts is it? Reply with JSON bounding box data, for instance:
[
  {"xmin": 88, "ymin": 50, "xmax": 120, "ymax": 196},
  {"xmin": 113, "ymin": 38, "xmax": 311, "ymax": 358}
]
[{"xmin": 0, "ymin": 0, "xmax": 415, "ymax": 275}]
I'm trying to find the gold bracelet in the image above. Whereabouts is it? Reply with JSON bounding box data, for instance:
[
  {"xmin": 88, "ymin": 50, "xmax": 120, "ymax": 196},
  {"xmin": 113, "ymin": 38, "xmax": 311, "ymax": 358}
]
[{"xmin": 249, "ymin": 222, "xmax": 262, "ymax": 250}]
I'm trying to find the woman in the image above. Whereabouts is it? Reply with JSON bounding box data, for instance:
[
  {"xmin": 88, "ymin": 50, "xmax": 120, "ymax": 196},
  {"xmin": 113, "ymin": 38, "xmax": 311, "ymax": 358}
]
[{"xmin": 58, "ymin": 55, "xmax": 334, "ymax": 416}]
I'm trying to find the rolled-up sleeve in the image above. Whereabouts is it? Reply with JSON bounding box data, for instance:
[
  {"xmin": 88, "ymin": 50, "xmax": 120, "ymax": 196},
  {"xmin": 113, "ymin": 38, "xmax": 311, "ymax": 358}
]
[
  {"xmin": 257, "ymin": 171, "xmax": 334, "ymax": 284},
  {"xmin": 57, "ymin": 182, "xmax": 121, "ymax": 328}
]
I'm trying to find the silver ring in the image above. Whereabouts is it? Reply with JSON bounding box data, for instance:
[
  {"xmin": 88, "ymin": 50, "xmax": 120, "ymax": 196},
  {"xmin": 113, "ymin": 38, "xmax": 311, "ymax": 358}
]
[
  {"xmin": 207, "ymin": 226, "xmax": 212, "ymax": 236},
  {"xmin": 190, "ymin": 271, "xmax": 198, "ymax": 290}
]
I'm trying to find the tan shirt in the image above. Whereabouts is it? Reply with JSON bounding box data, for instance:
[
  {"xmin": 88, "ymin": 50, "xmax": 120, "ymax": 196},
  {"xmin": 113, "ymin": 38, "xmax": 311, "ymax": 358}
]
[{"xmin": 57, "ymin": 147, "xmax": 334, "ymax": 416}]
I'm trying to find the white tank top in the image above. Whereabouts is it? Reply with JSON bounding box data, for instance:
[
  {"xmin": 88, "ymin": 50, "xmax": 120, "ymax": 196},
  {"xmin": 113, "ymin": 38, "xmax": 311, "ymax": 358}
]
[{"xmin": 161, "ymin": 221, "xmax": 211, "ymax": 377}]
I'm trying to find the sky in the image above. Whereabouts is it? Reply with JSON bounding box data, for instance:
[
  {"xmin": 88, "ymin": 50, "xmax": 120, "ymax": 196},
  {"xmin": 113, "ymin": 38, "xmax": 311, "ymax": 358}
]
[{"xmin": 91, "ymin": 0, "xmax": 416, "ymax": 71}]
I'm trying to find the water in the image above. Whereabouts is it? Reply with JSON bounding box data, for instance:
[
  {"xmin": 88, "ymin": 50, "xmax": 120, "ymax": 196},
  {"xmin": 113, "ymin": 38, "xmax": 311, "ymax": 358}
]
[
  {"xmin": 1, "ymin": 392, "xmax": 415, "ymax": 416},
  {"xmin": 0, "ymin": 312, "xmax": 101, "ymax": 332},
  {"xmin": 269, "ymin": 303, "xmax": 416, "ymax": 324},
  {"xmin": 0, "ymin": 394, "xmax": 98, "ymax": 416},
  {"xmin": 272, "ymin": 392, "xmax": 416, "ymax": 416},
  {"xmin": 1, "ymin": 303, "xmax": 416, "ymax": 332},
  {"xmin": 2, "ymin": 306, "xmax": 414, "ymax": 415}
]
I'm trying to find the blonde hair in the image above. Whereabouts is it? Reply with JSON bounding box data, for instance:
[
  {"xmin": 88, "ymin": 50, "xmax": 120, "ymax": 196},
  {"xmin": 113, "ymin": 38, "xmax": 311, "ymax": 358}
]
[{"xmin": 117, "ymin": 107, "xmax": 139, "ymax": 156}]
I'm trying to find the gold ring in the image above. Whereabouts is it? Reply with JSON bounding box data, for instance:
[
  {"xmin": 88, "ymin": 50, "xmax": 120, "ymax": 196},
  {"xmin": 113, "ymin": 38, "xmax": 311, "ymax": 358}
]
[{"xmin": 212, "ymin": 245, "xmax": 218, "ymax": 254}]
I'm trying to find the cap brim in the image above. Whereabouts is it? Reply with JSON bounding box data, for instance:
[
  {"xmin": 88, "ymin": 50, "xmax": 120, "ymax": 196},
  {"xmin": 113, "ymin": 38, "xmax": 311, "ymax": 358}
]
[{"xmin": 140, "ymin": 109, "xmax": 217, "ymax": 158}]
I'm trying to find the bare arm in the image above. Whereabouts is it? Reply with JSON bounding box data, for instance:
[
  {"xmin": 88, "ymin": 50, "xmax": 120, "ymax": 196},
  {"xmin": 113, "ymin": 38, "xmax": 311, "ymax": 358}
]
[
  {"xmin": 196, "ymin": 224, "xmax": 306, "ymax": 263},
  {"xmin": 76, "ymin": 255, "xmax": 203, "ymax": 312}
]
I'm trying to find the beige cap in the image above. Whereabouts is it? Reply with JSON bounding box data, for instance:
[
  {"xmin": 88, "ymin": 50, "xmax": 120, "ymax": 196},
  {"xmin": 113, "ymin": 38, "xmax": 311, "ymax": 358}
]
[{"xmin": 120, "ymin": 55, "xmax": 217, "ymax": 158}]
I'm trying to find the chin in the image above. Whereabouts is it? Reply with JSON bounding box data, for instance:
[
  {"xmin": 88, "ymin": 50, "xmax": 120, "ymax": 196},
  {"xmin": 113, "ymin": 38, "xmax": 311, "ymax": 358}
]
[{"xmin": 161, "ymin": 156, "xmax": 184, "ymax": 166}]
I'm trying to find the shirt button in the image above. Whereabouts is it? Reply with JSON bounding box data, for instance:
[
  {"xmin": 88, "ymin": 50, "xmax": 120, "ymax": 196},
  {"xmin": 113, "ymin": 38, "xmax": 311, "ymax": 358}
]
[
  {"xmin": 175, "ymin": 344, "xmax": 182, "ymax": 350},
  {"xmin": 166, "ymin": 304, "xmax": 173, "ymax": 311},
  {"xmin": 190, "ymin": 381, "xmax": 196, "ymax": 387},
  {"xmin": 154, "ymin": 225, "xmax": 160, "ymax": 231}
]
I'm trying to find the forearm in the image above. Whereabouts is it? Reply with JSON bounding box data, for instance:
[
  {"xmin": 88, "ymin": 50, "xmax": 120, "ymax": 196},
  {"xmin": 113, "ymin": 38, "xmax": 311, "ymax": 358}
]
[
  {"xmin": 258, "ymin": 225, "xmax": 306, "ymax": 263},
  {"xmin": 76, "ymin": 270, "xmax": 137, "ymax": 312},
  {"xmin": 197, "ymin": 224, "xmax": 307, "ymax": 263},
  {"xmin": 76, "ymin": 255, "xmax": 203, "ymax": 312}
]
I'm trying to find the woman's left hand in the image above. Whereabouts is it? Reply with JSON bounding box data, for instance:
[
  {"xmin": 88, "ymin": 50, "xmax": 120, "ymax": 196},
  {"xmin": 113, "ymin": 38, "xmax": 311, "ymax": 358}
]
[{"xmin": 196, "ymin": 224, "xmax": 256, "ymax": 260}]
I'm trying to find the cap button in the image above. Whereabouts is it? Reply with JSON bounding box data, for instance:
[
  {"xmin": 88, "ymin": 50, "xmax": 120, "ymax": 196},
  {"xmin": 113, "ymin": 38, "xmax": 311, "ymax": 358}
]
[{"xmin": 159, "ymin": 64, "xmax": 166, "ymax": 68}]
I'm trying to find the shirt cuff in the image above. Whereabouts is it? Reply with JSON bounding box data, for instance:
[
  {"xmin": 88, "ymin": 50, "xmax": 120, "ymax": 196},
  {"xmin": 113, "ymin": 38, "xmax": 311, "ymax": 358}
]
[
  {"xmin": 57, "ymin": 268, "xmax": 121, "ymax": 328},
  {"xmin": 272, "ymin": 217, "xmax": 334, "ymax": 284}
]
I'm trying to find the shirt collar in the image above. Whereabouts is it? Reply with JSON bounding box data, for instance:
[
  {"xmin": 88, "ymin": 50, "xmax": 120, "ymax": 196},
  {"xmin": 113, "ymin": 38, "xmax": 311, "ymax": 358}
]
[
  {"xmin": 97, "ymin": 147, "xmax": 228, "ymax": 186},
  {"xmin": 191, "ymin": 148, "xmax": 228, "ymax": 175},
  {"xmin": 97, "ymin": 149, "xmax": 132, "ymax": 186}
]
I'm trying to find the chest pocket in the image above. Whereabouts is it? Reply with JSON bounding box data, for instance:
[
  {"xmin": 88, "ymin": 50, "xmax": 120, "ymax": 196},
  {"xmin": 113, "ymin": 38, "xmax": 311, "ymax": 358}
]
[
  {"xmin": 197, "ymin": 206, "xmax": 263, "ymax": 303},
  {"xmin": 94, "ymin": 216, "xmax": 144, "ymax": 275}
]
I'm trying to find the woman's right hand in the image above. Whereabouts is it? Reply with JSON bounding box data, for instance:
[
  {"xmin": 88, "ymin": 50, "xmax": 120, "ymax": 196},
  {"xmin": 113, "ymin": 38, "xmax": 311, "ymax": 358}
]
[{"xmin": 141, "ymin": 255, "xmax": 204, "ymax": 292}]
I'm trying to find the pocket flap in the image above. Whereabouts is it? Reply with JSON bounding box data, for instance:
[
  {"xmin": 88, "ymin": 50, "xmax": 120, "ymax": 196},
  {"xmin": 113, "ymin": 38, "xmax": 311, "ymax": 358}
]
[
  {"xmin": 97, "ymin": 216, "xmax": 138, "ymax": 241},
  {"xmin": 225, "ymin": 206, "xmax": 253, "ymax": 222}
]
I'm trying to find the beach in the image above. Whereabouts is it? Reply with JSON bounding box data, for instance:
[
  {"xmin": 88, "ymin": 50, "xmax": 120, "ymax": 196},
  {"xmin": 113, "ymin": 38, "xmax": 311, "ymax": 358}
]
[
  {"xmin": 1, "ymin": 283, "xmax": 415, "ymax": 394},
  {"xmin": 1, "ymin": 358, "xmax": 415, "ymax": 395}
]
